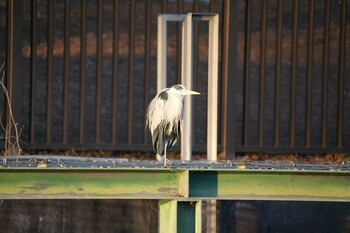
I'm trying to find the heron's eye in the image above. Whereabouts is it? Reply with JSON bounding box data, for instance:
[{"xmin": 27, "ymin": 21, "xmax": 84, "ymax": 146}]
[{"xmin": 173, "ymin": 84, "xmax": 185, "ymax": 91}]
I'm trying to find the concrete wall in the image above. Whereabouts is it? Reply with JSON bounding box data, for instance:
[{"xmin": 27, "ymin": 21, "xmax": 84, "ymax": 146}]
[{"xmin": 1, "ymin": 200, "xmax": 350, "ymax": 233}]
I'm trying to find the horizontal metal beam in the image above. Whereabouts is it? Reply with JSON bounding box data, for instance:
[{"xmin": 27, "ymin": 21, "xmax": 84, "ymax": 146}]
[
  {"xmin": 0, "ymin": 168, "xmax": 187, "ymax": 199},
  {"xmin": 189, "ymin": 170, "xmax": 350, "ymax": 202},
  {"xmin": 1, "ymin": 167, "xmax": 349, "ymax": 202}
]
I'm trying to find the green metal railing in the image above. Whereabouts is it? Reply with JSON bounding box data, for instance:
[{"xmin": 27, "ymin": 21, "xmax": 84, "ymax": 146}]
[{"xmin": 1, "ymin": 156, "xmax": 350, "ymax": 232}]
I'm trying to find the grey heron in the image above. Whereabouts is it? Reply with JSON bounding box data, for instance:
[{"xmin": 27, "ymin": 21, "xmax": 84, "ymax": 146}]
[{"xmin": 146, "ymin": 84, "xmax": 200, "ymax": 167}]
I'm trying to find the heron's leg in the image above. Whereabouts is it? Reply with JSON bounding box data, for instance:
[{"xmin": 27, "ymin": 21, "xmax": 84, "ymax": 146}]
[
  {"xmin": 162, "ymin": 149, "xmax": 173, "ymax": 167},
  {"xmin": 164, "ymin": 148, "xmax": 167, "ymax": 167}
]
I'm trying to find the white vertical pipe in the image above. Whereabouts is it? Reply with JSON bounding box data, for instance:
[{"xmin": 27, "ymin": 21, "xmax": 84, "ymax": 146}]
[
  {"xmin": 157, "ymin": 15, "xmax": 167, "ymax": 92},
  {"xmin": 181, "ymin": 13, "xmax": 193, "ymax": 161},
  {"xmin": 207, "ymin": 14, "xmax": 219, "ymax": 161},
  {"xmin": 206, "ymin": 14, "xmax": 219, "ymax": 233},
  {"xmin": 158, "ymin": 14, "xmax": 218, "ymax": 162}
]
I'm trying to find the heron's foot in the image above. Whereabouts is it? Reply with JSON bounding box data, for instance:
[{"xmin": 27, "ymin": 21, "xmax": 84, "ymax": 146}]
[
  {"xmin": 155, "ymin": 156, "xmax": 172, "ymax": 167},
  {"xmin": 156, "ymin": 154, "xmax": 173, "ymax": 167},
  {"xmin": 163, "ymin": 158, "xmax": 173, "ymax": 168}
]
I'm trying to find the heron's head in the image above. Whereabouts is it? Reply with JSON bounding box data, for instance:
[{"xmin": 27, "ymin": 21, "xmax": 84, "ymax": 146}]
[{"xmin": 171, "ymin": 84, "xmax": 200, "ymax": 96}]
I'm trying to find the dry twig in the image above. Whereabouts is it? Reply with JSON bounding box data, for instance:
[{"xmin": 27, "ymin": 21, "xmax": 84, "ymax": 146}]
[{"xmin": 0, "ymin": 62, "xmax": 22, "ymax": 160}]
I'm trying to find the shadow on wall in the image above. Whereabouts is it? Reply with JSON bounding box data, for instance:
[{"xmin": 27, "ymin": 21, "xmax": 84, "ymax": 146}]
[
  {"xmin": 219, "ymin": 201, "xmax": 350, "ymax": 233},
  {"xmin": 1, "ymin": 200, "xmax": 350, "ymax": 233}
]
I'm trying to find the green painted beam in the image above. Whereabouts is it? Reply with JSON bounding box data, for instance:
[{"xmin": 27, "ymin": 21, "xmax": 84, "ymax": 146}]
[
  {"xmin": 1, "ymin": 168, "xmax": 350, "ymax": 201},
  {"xmin": 189, "ymin": 170, "xmax": 350, "ymax": 202},
  {"xmin": 0, "ymin": 168, "xmax": 187, "ymax": 199}
]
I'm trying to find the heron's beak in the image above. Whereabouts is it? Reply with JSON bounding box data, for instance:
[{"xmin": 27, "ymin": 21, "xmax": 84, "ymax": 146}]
[{"xmin": 182, "ymin": 89, "xmax": 201, "ymax": 95}]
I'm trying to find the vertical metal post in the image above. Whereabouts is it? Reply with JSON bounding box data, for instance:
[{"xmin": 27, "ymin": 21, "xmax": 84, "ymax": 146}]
[
  {"xmin": 337, "ymin": 0, "xmax": 347, "ymax": 148},
  {"xmin": 157, "ymin": 15, "xmax": 168, "ymax": 92},
  {"xmin": 79, "ymin": 0, "xmax": 87, "ymax": 144},
  {"xmin": 30, "ymin": 0, "xmax": 37, "ymax": 144},
  {"xmin": 159, "ymin": 200, "xmax": 177, "ymax": 233},
  {"xmin": 96, "ymin": 0, "xmax": 103, "ymax": 144},
  {"xmin": 159, "ymin": 200, "xmax": 202, "ymax": 233},
  {"xmin": 274, "ymin": 0, "xmax": 283, "ymax": 146},
  {"xmin": 243, "ymin": 0, "xmax": 251, "ymax": 146},
  {"xmin": 224, "ymin": 0, "xmax": 239, "ymax": 159},
  {"xmin": 143, "ymin": 0, "xmax": 152, "ymax": 144},
  {"xmin": 221, "ymin": 0, "xmax": 230, "ymax": 152},
  {"xmin": 181, "ymin": 14, "xmax": 193, "ymax": 161},
  {"xmin": 290, "ymin": 0, "xmax": 299, "ymax": 147},
  {"xmin": 157, "ymin": 14, "xmax": 218, "ymax": 161},
  {"xmin": 176, "ymin": 0, "xmax": 184, "ymax": 84},
  {"xmin": 63, "ymin": 0, "xmax": 70, "ymax": 144},
  {"xmin": 46, "ymin": 0, "xmax": 53, "ymax": 143},
  {"xmin": 321, "ymin": 0, "xmax": 330, "ymax": 147},
  {"xmin": 157, "ymin": 14, "xmax": 187, "ymax": 93},
  {"xmin": 258, "ymin": 0, "xmax": 267, "ymax": 146},
  {"xmin": 127, "ymin": 0, "xmax": 135, "ymax": 144},
  {"xmin": 207, "ymin": 14, "xmax": 219, "ymax": 161},
  {"xmin": 6, "ymin": 0, "xmax": 23, "ymax": 152},
  {"xmin": 205, "ymin": 14, "xmax": 219, "ymax": 227},
  {"xmin": 111, "ymin": 0, "xmax": 119, "ymax": 144},
  {"xmin": 305, "ymin": 0, "xmax": 314, "ymax": 147},
  {"xmin": 182, "ymin": 13, "xmax": 219, "ymax": 161},
  {"xmin": 192, "ymin": 1, "xmax": 199, "ymax": 146}
]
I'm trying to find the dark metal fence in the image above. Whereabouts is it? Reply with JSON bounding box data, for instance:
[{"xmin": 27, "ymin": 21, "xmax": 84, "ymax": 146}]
[
  {"xmin": 231, "ymin": 0, "xmax": 350, "ymax": 155},
  {"xmin": 1, "ymin": 0, "xmax": 349, "ymax": 157}
]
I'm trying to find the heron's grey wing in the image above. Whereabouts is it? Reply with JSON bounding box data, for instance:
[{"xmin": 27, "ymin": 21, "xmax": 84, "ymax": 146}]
[
  {"xmin": 152, "ymin": 124, "xmax": 163, "ymax": 155},
  {"xmin": 165, "ymin": 120, "xmax": 180, "ymax": 152}
]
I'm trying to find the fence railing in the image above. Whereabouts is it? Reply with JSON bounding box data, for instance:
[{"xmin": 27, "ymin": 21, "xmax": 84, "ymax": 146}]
[
  {"xmin": 232, "ymin": 0, "xmax": 350, "ymax": 155},
  {"xmin": 1, "ymin": 0, "xmax": 349, "ymax": 157}
]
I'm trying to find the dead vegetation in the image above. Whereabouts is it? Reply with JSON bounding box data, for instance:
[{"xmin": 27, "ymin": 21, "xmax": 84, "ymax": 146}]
[{"xmin": 0, "ymin": 63, "xmax": 22, "ymax": 159}]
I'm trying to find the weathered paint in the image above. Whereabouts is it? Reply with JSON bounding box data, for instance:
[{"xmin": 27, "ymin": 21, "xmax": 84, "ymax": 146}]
[
  {"xmin": 217, "ymin": 171, "xmax": 350, "ymax": 201},
  {"xmin": 1, "ymin": 167, "xmax": 349, "ymax": 233},
  {"xmin": 159, "ymin": 200, "xmax": 177, "ymax": 233},
  {"xmin": 0, "ymin": 168, "xmax": 350, "ymax": 201},
  {"xmin": 189, "ymin": 170, "xmax": 350, "ymax": 201},
  {"xmin": 0, "ymin": 169, "xmax": 185, "ymax": 199}
]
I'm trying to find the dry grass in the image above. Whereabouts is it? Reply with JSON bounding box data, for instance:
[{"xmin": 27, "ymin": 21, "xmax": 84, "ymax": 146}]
[{"xmin": 0, "ymin": 63, "xmax": 22, "ymax": 159}]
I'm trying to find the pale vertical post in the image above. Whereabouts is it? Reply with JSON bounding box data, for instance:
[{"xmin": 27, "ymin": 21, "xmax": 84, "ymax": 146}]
[
  {"xmin": 195, "ymin": 201, "xmax": 203, "ymax": 233},
  {"xmin": 157, "ymin": 15, "xmax": 167, "ymax": 92},
  {"xmin": 159, "ymin": 200, "xmax": 177, "ymax": 233},
  {"xmin": 181, "ymin": 13, "xmax": 193, "ymax": 161},
  {"xmin": 207, "ymin": 14, "xmax": 219, "ymax": 161},
  {"xmin": 158, "ymin": 14, "xmax": 218, "ymax": 162},
  {"xmin": 178, "ymin": 170, "xmax": 189, "ymax": 197},
  {"xmin": 197, "ymin": 14, "xmax": 218, "ymax": 233}
]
